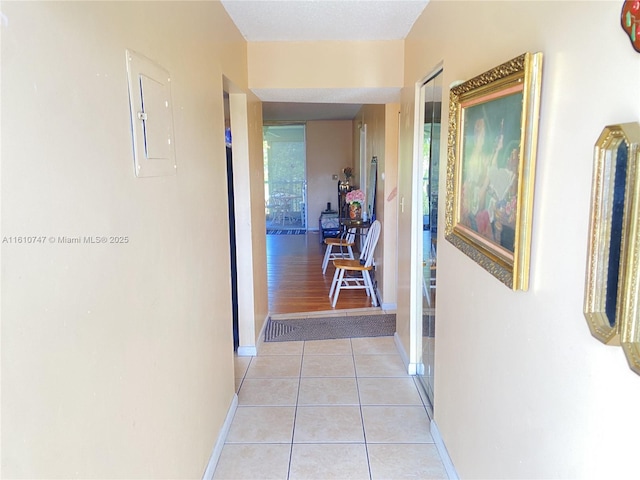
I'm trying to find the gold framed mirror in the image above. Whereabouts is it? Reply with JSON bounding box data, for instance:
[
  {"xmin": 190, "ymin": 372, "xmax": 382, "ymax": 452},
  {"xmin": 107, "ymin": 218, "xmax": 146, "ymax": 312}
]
[
  {"xmin": 584, "ymin": 123, "xmax": 640, "ymax": 347},
  {"xmin": 617, "ymin": 123, "xmax": 640, "ymax": 373}
]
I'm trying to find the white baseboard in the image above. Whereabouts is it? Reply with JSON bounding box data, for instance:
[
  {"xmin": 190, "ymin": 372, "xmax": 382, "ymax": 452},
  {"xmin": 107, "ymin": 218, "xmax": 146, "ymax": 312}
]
[
  {"xmin": 236, "ymin": 345, "xmax": 257, "ymax": 357},
  {"xmin": 374, "ymin": 281, "xmax": 395, "ymax": 311},
  {"xmin": 237, "ymin": 314, "xmax": 270, "ymax": 357},
  {"xmin": 202, "ymin": 394, "xmax": 238, "ymax": 480},
  {"xmin": 430, "ymin": 419, "xmax": 459, "ymax": 480},
  {"xmin": 393, "ymin": 332, "xmax": 419, "ymax": 375},
  {"xmin": 406, "ymin": 363, "xmax": 418, "ymax": 375}
]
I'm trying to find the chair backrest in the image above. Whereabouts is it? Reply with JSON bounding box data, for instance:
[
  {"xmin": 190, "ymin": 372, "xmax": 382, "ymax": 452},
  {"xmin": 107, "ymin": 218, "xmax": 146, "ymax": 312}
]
[
  {"xmin": 344, "ymin": 227, "xmax": 357, "ymax": 243},
  {"xmin": 360, "ymin": 220, "xmax": 381, "ymax": 267}
]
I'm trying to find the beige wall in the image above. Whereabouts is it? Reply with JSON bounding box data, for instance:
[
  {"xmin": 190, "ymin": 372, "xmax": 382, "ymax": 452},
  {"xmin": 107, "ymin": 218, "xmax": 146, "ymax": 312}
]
[
  {"xmin": 398, "ymin": 1, "xmax": 640, "ymax": 478},
  {"xmin": 1, "ymin": 1, "xmax": 255, "ymax": 477},
  {"xmin": 248, "ymin": 40, "xmax": 403, "ymax": 90},
  {"xmin": 353, "ymin": 104, "xmax": 400, "ymax": 308},
  {"xmin": 306, "ymin": 120, "xmax": 353, "ymax": 226},
  {"xmin": 382, "ymin": 103, "xmax": 400, "ymax": 309}
]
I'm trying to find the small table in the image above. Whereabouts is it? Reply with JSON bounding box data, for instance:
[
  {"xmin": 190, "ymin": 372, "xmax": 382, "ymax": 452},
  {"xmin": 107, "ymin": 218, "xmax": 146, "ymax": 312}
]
[
  {"xmin": 340, "ymin": 219, "xmax": 371, "ymax": 249},
  {"xmin": 340, "ymin": 219, "xmax": 370, "ymax": 229}
]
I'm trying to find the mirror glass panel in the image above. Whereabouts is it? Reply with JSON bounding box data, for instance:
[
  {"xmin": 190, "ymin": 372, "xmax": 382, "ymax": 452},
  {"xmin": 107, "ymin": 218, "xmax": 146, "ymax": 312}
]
[
  {"xmin": 416, "ymin": 68, "xmax": 443, "ymax": 412},
  {"xmin": 605, "ymin": 142, "xmax": 628, "ymax": 327}
]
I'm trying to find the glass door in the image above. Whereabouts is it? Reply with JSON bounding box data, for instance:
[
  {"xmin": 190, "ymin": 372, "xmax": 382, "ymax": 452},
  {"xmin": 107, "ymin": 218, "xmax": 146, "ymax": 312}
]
[
  {"xmin": 263, "ymin": 124, "xmax": 307, "ymax": 231},
  {"xmin": 416, "ymin": 69, "xmax": 443, "ymax": 410}
]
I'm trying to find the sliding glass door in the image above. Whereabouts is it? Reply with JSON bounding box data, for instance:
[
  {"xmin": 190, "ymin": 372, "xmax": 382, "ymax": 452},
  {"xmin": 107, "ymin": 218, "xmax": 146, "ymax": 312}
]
[{"xmin": 263, "ymin": 124, "xmax": 307, "ymax": 231}]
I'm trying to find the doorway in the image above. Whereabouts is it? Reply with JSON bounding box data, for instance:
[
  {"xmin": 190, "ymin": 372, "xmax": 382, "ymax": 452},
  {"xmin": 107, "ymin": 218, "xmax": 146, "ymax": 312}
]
[
  {"xmin": 263, "ymin": 124, "xmax": 307, "ymax": 232},
  {"xmin": 415, "ymin": 67, "xmax": 443, "ymax": 411},
  {"xmin": 223, "ymin": 93, "xmax": 239, "ymax": 351}
]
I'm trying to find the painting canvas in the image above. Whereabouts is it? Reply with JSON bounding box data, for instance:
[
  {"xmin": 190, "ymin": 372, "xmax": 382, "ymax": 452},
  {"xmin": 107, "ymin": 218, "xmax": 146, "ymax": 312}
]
[
  {"xmin": 459, "ymin": 92, "xmax": 523, "ymax": 253},
  {"xmin": 445, "ymin": 52, "xmax": 543, "ymax": 290}
]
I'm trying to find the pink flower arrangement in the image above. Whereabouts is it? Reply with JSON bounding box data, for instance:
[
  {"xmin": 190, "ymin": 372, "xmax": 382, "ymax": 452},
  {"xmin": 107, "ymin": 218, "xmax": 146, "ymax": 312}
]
[{"xmin": 346, "ymin": 189, "xmax": 365, "ymax": 205}]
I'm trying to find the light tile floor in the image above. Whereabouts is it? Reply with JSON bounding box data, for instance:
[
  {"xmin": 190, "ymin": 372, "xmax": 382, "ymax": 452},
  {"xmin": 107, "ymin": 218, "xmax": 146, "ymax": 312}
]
[{"xmin": 214, "ymin": 335, "xmax": 448, "ymax": 479}]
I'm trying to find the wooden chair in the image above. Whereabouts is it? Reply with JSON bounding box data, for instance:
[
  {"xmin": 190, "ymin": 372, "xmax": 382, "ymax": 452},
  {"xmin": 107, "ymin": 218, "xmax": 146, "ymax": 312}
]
[
  {"xmin": 329, "ymin": 220, "xmax": 381, "ymax": 307},
  {"xmin": 321, "ymin": 227, "xmax": 356, "ymax": 274}
]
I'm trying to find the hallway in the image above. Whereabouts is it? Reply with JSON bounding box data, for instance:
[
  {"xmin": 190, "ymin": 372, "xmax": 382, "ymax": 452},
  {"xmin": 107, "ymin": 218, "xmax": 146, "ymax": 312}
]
[{"xmin": 213, "ymin": 324, "xmax": 448, "ymax": 479}]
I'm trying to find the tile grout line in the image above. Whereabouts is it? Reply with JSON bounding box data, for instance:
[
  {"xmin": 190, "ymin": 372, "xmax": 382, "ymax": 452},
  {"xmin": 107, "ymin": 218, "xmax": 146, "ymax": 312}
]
[
  {"xmin": 286, "ymin": 340, "xmax": 305, "ymax": 480},
  {"xmin": 351, "ymin": 338, "xmax": 374, "ymax": 480},
  {"xmin": 412, "ymin": 375, "xmax": 434, "ymax": 422},
  {"xmin": 236, "ymin": 356, "xmax": 253, "ymax": 395}
]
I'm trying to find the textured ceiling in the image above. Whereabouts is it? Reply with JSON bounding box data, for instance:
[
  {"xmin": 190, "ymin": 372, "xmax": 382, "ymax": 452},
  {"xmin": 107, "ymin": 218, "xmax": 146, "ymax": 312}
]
[
  {"xmin": 221, "ymin": 0, "xmax": 429, "ymax": 120},
  {"xmin": 220, "ymin": 0, "xmax": 429, "ymax": 41}
]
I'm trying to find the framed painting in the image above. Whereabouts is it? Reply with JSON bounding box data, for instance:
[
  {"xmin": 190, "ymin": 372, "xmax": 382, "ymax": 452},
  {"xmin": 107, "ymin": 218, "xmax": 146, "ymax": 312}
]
[{"xmin": 445, "ymin": 52, "xmax": 543, "ymax": 290}]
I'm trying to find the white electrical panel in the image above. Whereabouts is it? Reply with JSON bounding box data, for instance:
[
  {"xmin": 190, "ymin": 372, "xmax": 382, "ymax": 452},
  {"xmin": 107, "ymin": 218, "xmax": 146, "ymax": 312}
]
[{"xmin": 126, "ymin": 49, "xmax": 176, "ymax": 177}]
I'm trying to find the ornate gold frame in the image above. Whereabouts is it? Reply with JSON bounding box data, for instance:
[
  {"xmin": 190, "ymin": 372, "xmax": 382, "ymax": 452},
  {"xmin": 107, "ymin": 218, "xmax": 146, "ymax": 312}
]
[
  {"xmin": 445, "ymin": 52, "xmax": 543, "ymax": 290},
  {"xmin": 584, "ymin": 124, "xmax": 640, "ymax": 345},
  {"xmin": 584, "ymin": 123, "xmax": 640, "ymax": 374}
]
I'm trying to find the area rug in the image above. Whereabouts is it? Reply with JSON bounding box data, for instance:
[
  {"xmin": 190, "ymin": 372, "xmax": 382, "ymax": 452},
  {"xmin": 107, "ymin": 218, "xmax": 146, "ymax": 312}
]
[
  {"xmin": 264, "ymin": 314, "xmax": 396, "ymax": 342},
  {"xmin": 266, "ymin": 228, "xmax": 306, "ymax": 235}
]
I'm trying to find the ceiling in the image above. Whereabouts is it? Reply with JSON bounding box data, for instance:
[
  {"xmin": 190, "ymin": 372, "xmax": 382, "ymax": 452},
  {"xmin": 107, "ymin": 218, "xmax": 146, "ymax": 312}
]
[{"xmin": 220, "ymin": 0, "xmax": 429, "ymax": 121}]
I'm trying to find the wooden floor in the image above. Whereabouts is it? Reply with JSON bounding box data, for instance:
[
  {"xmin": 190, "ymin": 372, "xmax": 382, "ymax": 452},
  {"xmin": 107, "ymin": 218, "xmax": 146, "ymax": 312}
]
[{"xmin": 267, "ymin": 231, "xmax": 379, "ymax": 315}]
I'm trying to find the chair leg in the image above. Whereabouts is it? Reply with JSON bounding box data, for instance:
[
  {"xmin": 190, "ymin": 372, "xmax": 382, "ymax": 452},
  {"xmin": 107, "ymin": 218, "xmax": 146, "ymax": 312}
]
[
  {"xmin": 322, "ymin": 245, "xmax": 333, "ymax": 274},
  {"xmin": 364, "ymin": 271, "xmax": 378, "ymax": 307},
  {"xmin": 361, "ymin": 271, "xmax": 370, "ymax": 300},
  {"xmin": 329, "ymin": 266, "xmax": 340, "ymax": 298},
  {"xmin": 332, "ymin": 268, "xmax": 346, "ymax": 307},
  {"xmin": 361, "ymin": 271, "xmax": 371, "ymax": 297},
  {"xmin": 322, "ymin": 245, "xmax": 333, "ymax": 275}
]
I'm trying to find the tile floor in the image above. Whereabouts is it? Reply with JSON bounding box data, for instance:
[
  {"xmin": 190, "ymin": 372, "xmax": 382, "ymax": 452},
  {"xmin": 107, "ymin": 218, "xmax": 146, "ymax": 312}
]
[{"xmin": 213, "ymin": 332, "xmax": 448, "ymax": 479}]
